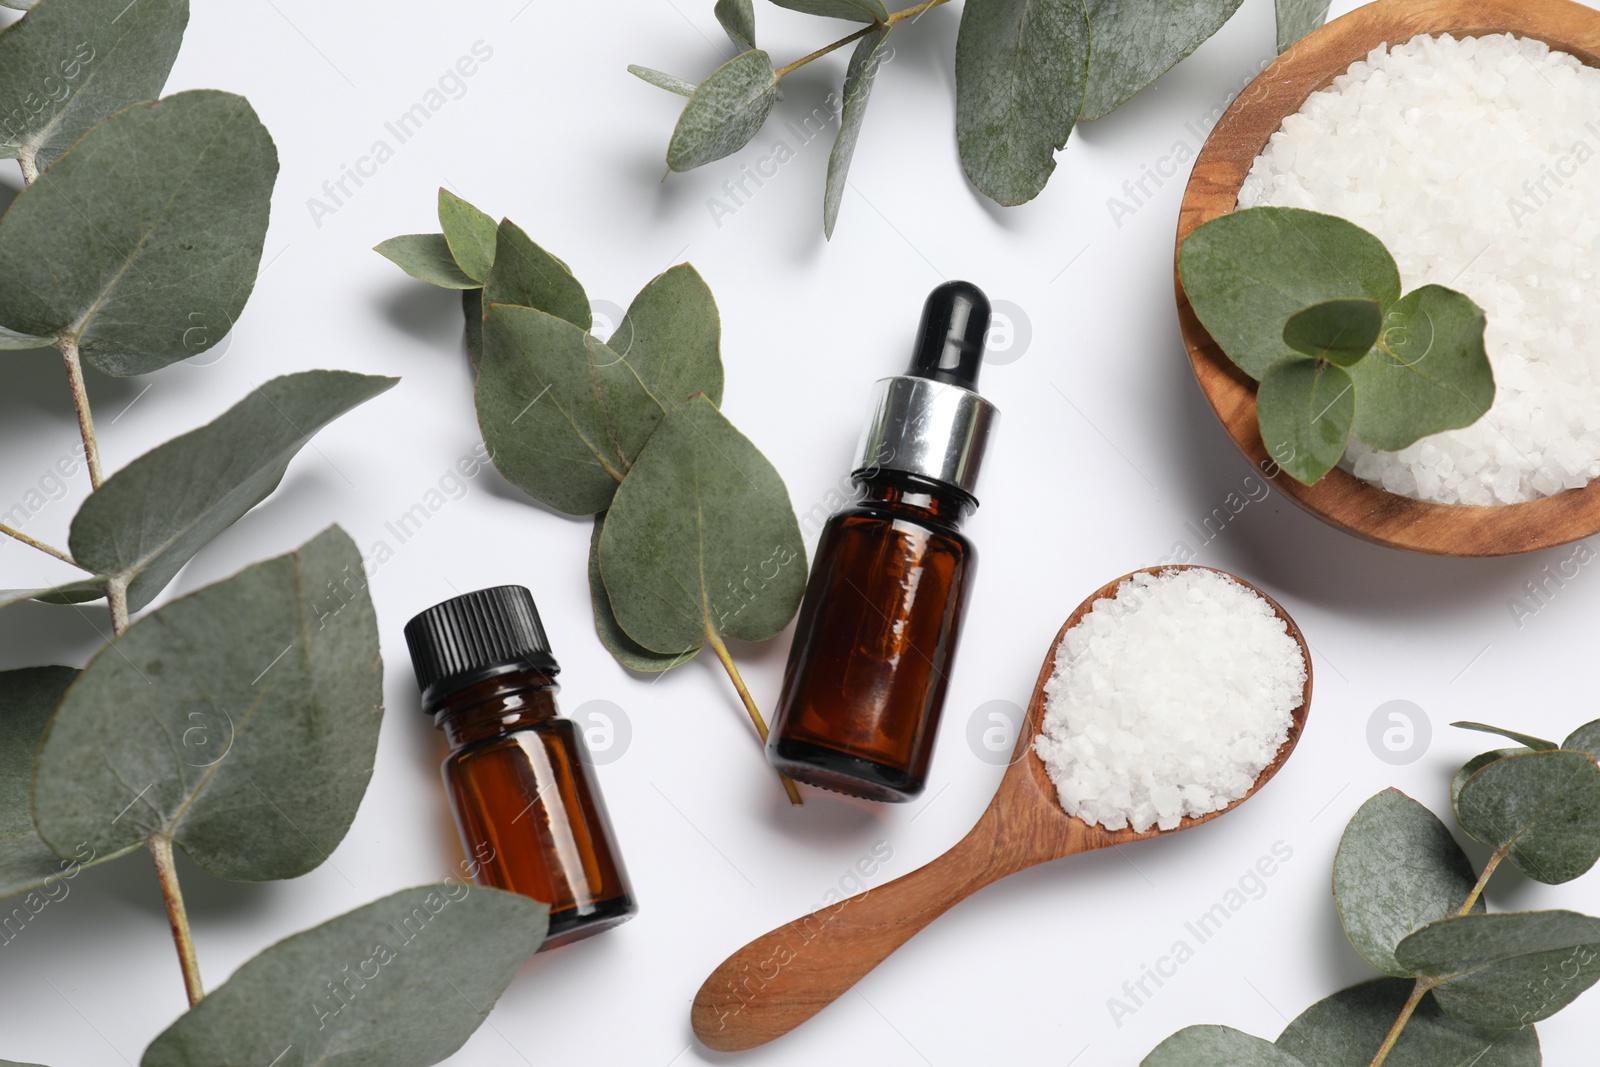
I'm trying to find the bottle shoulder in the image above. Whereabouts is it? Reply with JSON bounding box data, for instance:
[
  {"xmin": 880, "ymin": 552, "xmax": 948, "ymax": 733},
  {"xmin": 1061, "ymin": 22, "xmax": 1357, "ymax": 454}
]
[{"xmin": 829, "ymin": 502, "xmax": 974, "ymax": 546}]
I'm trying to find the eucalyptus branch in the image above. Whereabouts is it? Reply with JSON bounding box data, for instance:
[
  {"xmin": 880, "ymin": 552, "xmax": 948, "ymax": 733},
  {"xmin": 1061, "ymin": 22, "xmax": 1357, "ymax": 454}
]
[
  {"xmin": 1367, "ymin": 840, "xmax": 1515, "ymax": 1066},
  {"xmin": 772, "ymin": 0, "xmax": 951, "ymax": 80},
  {"xmin": 18, "ymin": 148, "xmax": 38, "ymax": 185},
  {"xmin": 58, "ymin": 335, "xmax": 104, "ymax": 490},
  {"xmin": 0, "ymin": 522, "xmax": 83, "ymax": 568},
  {"xmin": 148, "ymin": 833, "xmax": 204, "ymax": 1007},
  {"xmin": 705, "ymin": 626, "xmax": 803, "ymax": 806}
]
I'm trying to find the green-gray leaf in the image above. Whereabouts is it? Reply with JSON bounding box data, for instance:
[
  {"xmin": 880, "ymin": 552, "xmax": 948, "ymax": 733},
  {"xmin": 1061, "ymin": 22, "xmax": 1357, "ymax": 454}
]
[
  {"xmin": 1276, "ymin": 979, "xmax": 1541, "ymax": 1066},
  {"xmin": 0, "ymin": 577, "xmax": 107, "ymax": 613},
  {"xmin": 1397, "ymin": 910, "xmax": 1600, "ymax": 1028},
  {"xmin": 1080, "ymin": 0, "xmax": 1243, "ymax": 121},
  {"xmin": 1276, "ymin": 0, "xmax": 1331, "ymax": 53},
  {"xmin": 436, "ymin": 188, "xmax": 498, "ymax": 283},
  {"xmin": 33, "ymin": 526, "xmax": 383, "ymax": 882},
  {"xmin": 476, "ymin": 305, "xmax": 651, "ymax": 515},
  {"xmin": 824, "ymin": 27, "xmax": 890, "ymax": 239},
  {"xmin": 1283, "ymin": 298, "xmax": 1381, "ymax": 365},
  {"xmin": 1451, "ymin": 748, "xmax": 1518, "ymax": 810},
  {"xmin": 374, "ymin": 233, "xmax": 478, "ymax": 289},
  {"xmin": 0, "ymin": 0, "xmax": 187, "ymax": 171},
  {"xmin": 1565, "ymin": 719, "xmax": 1600, "ymax": 760},
  {"xmin": 1256, "ymin": 356, "xmax": 1353, "ymax": 485},
  {"xmin": 68, "ymin": 371, "xmax": 396, "ymax": 612},
  {"xmin": 766, "ymin": 0, "xmax": 887, "ymax": 21},
  {"xmin": 589, "ymin": 514, "xmax": 697, "ymax": 672},
  {"xmin": 716, "ymin": 0, "xmax": 757, "ymax": 48},
  {"xmin": 607, "ymin": 262, "xmax": 725, "ymax": 421},
  {"xmin": 1, "ymin": 666, "xmax": 105, "ymax": 899},
  {"xmin": 629, "ymin": 64, "xmax": 696, "ymax": 97},
  {"xmin": 1454, "ymin": 749, "xmax": 1600, "ymax": 885},
  {"xmin": 141, "ymin": 884, "xmax": 547, "ymax": 1067},
  {"xmin": 1179, "ymin": 207, "xmax": 1401, "ymax": 380},
  {"xmin": 0, "ymin": 322, "xmax": 52, "ymax": 350},
  {"xmin": 1453, "ymin": 721, "xmax": 1557, "ymax": 751},
  {"xmin": 1143, "ymin": 1025, "xmax": 1304, "ymax": 1066},
  {"xmin": 481, "ymin": 219, "xmax": 591, "ymax": 330},
  {"xmin": 667, "ymin": 49, "xmax": 779, "ymax": 172},
  {"xmin": 955, "ymin": 0, "xmax": 1090, "ymax": 207},
  {"xmin": 1349, "ymin": 285, "xmax": 1493, "ymax": 451},
  {"xmin": 1333, "ymin": 789, "xmax": 1482, "ymax": 977},
  {"xmin": 599, "ymin": 395, "xmax": 806, "ymax": 652},
  {"xmin": 0, "ymin": 90, "xmax": 277, "ymax": 376}
]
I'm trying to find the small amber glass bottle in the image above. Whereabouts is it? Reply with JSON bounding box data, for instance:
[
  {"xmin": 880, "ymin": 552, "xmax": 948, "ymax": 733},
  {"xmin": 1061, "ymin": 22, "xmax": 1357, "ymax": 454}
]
[
  {"xmin": 767, "ymin": 282, "xmax": 1000, "ymax": 802},
  {"xmin": 405, "ymin": 586, "xmax": 637, "ymax": 950}
]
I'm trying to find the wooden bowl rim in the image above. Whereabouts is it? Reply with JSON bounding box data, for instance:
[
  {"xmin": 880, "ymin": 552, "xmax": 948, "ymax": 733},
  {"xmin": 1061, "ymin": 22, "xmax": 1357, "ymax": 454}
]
[
  {"xmin": 1007, "ymin": 564, "xmax": 1313, "ymax": 849},
  {"xmin": 1175, "ymin": 0, "xmax": 1600, "ymax": 557}
]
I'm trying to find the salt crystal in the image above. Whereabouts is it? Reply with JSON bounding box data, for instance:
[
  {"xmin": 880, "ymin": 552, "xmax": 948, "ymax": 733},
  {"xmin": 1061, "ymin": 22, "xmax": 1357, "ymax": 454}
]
[
  {"xmin": 1033, "ymin": 570, "xmax": 1307, "ymax": 834},
  {"xmin": 1237, "ymin": 33, "xmax": 1600, "ymax": 506}
]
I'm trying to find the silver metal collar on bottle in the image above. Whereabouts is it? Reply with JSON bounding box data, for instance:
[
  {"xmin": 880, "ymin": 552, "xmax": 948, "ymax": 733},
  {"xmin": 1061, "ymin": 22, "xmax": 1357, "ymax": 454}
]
[{"xmin": 851, "ymin": 376, "xmax": 999, "ymax": 502}]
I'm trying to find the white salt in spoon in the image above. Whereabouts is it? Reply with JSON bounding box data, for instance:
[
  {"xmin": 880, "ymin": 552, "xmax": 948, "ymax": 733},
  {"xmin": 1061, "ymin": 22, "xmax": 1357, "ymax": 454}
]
[{"xmin": 691, "ymin": 564, "xmax": 1312, "ymax": 1052}]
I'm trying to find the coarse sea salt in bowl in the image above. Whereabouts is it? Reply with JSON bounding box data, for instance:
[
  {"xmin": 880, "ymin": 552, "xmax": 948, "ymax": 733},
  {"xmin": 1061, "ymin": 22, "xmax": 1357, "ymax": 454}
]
[{"xmin": 1175, "ymin": 0, "xmax": 1600, "ymax": 556}]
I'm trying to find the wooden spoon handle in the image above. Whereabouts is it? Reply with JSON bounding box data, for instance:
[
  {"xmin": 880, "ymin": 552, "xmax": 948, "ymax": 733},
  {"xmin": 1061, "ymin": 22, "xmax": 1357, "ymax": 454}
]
[{"xmin": 691, "ymin": 811, "xmax": 1029, "ymax": 1051}]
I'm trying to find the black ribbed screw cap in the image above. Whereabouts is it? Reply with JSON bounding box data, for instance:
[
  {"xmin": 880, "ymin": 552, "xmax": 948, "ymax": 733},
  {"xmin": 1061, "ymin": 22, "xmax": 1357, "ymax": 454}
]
[{"xmin": 404, "ymin": 585, "xmax": 560, "ymax": 710}]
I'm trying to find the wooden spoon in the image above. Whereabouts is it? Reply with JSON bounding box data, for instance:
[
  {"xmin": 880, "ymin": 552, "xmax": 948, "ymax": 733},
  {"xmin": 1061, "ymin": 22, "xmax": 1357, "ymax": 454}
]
[{"xmin": 691, "ymin": 565, "xmax": 1313, "ymax": 1052}]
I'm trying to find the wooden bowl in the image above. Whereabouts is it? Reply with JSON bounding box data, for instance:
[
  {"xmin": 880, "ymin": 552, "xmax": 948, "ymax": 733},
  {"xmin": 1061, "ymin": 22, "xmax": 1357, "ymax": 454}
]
[{"xmin": 1175, "ymin": 0, "xmax": 1600, "ymax": 556}]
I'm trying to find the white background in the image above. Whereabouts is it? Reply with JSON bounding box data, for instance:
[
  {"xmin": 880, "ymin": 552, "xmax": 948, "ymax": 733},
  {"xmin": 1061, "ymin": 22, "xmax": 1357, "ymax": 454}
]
[{"xmin": 2, "ymin": 0, "xmax": 1598, "ymax": 1063}]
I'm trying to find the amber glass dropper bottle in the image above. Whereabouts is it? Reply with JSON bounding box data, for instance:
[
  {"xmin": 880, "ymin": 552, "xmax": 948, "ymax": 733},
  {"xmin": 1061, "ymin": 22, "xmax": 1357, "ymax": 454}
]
[
  {"xmin": 405, "ymin": 586, "xmax": 637, "ymax": 949},
  {"xmin": 766, "ymin": 281, "xmax": 1000, "ymax": 802}
]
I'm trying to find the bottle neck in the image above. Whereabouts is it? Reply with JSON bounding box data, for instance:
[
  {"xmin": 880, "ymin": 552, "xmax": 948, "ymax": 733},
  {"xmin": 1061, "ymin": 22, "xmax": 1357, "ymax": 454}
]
[
  {"xmin": 431, "ymin": 669, "xmax": 560, "ymax": 748},
  {"xmin": 850, "ymin": 468, "xmax": 974, "ymax": 527}
]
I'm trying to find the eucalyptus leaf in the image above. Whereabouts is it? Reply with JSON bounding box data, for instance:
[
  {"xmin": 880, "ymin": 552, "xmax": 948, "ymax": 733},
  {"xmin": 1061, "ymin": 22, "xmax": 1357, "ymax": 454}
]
[
  {"xmin": 1080, "ymin": 0, "xmax": 1242, "ymax": 121},
  {"xmin": 1450, "ymin": 748, "xmax": 1518, "ymax": 810},
  {"xmin": 1143, "ymin": 1025, "xmax": 1303, "ymax": 1066},
  {"xmin": 0, "ymin": 323, "xmax": 52, "ymax": 349},
  {"xmin": 69, "ymin": 370, "xmax": 396, "ymax": 612},
  {"xmin": 1454, "ymin": 749, "xmax": 1600, "ymax": 885},
  {"xmin": 1397, "ymin": 910, "xmax": 1600, "ymax": 1028},
  {"xmin": 629, "ymin": 64, "xmax": 696, "ymax": 97},
  {"xmin": 1276, "ymin": 978, "xmax": 1541, "ymax": 1067},
  {"xmin": 0, "ymin": 666, "xmax": 108, "ymax": 900},
  {"xmin": 374, "ymin": 233, "xmax": 478, "ymax": 289},
  {"xmin": 33, "ymin": 526, "xmax": 384, "ymax": 882},
  {"xmin": 1333, "ymin": 789, "xmax": 1482, "ymax": 977},
  {"xmin": 607, "ymin": 263, "xmax": 725, "ymax": 444},
  {"xmin": 477, "ymin": 304, "xmax": 652, "ymax": 515},
  {"xmin": 1452, "ymin": 721, "xmax": 1557, "ymax": 751},
  {"xmin": 955, "ymin": 0, "xmax": 1090, "ymax": 207},
  {"xmin": 589, "ymin": 514, "xmax": 697, "ymax": 672},
  {"xmin": 1256, "ymin": 356, "xmax": 1353, "ymax": 485},
  {"xmin": 141, "ymin": 884, "xmax": 547, "ymax": 1067},
  {"xmin": 1283, "ymin": 298, "xmax": 1381, "ymax": 366},
  {"xmin": 599, "ymin": 395, "xmax": 807, "ymax": 653},
  {"xmin": 437, "ymin": 188, "xmax": 497, "ymax": 283},
  {"xmin": 0, "ymin": 90, "xmax": 277, "ymax": 376},
  {"xmin": 715, "ymin": 0, "xmax": 756, "ymax": 49},
  {"xmin": 667, "ymin": 49, "xmax": 779, "ymax": 172},
  {"xmin": 823, "ymin": 27, "xmax": 890, "ymax": 239},
  {"xmin": 766, "ymin": 0, "xmax": 887, "ymax": 22},
  {"xmin": 0, "ymin": 0, "xmax": 187, "ymax": 171},
  {"xmin": 1349, "ymin": 285, "xmax": 1493, "ymax": 451},
  {"xmin": 1565, "ymin": 719, "xmax": 1600, "ymax": 760},
  {"xmin": 481, "ymin": 219, "xmax": 591, "ymax": 330},
  {"xmin": 0, "ymin": 577, "xmax": 106, "ymax": 612},
  {"xmin": 1179, "ymin": 207, "xmax": 1401, "ymax": 380},
  {"xmin": 1276, "ymin": 0, "xmax": 1332, "ymax": 53}
]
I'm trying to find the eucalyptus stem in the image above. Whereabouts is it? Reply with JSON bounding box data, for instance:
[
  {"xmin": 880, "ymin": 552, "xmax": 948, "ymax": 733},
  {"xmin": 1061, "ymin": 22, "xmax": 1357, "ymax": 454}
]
[
  {"xmin": 704, "ymin": 626, "xmax": 803, "ymax": 806},
  {"xmin": 18, "ymin": 148, "xmax": 38, "ymax": 185},
  {"xmin": 58, "ymin": 336, "xmax": 104, "ymax": 490},
  {"xmin": 1367, "ymin": 841, "xmax": 1512, "ymax": 1066},
  {"xmin": 0, "ymin": 522, "xmax": 82, "ymax": 568},
  {"xmin": 1367, "ymin": 978, "xmax": 1434, "ymax": 1067},
  {"xmin": 148, "ymin": 833, "xmax": 204, "ymax": 1007},
  {"xmin": 773, "ymin": 0, "xmax": 951, "ymax": 80}
]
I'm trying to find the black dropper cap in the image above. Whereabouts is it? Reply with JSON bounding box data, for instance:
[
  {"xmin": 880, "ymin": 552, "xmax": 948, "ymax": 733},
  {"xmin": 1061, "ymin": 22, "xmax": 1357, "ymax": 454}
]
[
  {"xmin": 908, "ymin": 280, "xmax": 991, "ymax": 390},
  {"xmin": 404, "ymin": 585, "xmax": 560, "ymax": 711}
]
